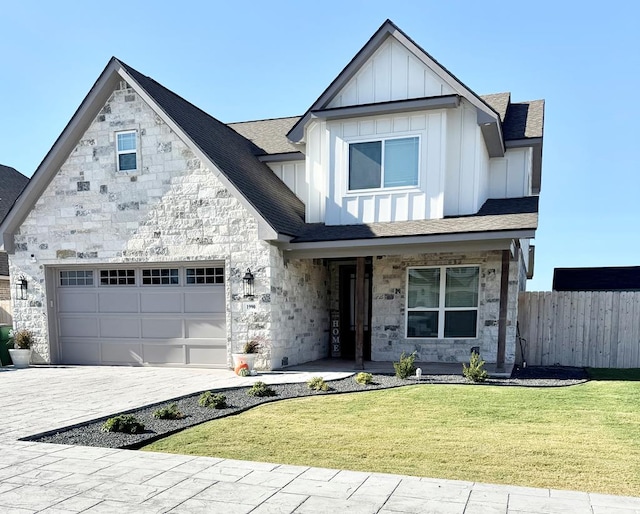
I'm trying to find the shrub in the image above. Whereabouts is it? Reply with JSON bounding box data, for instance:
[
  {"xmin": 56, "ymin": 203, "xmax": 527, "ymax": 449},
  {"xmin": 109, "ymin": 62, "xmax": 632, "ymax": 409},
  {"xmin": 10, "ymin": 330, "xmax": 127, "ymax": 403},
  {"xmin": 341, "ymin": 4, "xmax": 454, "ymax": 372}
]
[
  {"xmin": 247, "ymin": 381, "xmax": 276, "ymax": 397},
  {"xmin": 12, "ymin": 329, "xmax": 34, "ymax": 349},
  {"xmin": 394, "ymin": 352, "xmax": 417, "ymax": 379},
  {"xmin": 242, "ymin": 339, "xmax": 261, "ymax": 354},
  {"xmin": 152, "ymin": 403, "xmax": 184, "ymax": 419},
  {"xmin": 198, "ymin": 391, "xmax": 228, "ymax": 409},
  {"xmin": 462, "ymin": 352, "xmax": 489, "ymax": 382},
  {"xmin": 102, "ymin": 414, "xmax": 145, "ymax": 434},
  {"xmin": 307, "ymin": 376, "xmax": 329, "ymax": 391},
  {"xmin": 355, "ymin": 372, "xmax": 374, "ymax": 385}
]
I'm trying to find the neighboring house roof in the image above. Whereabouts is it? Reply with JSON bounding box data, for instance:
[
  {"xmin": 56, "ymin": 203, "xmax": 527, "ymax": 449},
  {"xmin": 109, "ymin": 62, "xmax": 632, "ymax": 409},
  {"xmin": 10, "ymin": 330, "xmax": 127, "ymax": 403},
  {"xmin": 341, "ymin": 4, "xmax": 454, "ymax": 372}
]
[
  {"xmin": 0, "ymin": 164, "xmax": 28, "ymax": 223},
  {"xmin": 292, "ymin": 197, "xmax": 538, "ymax": 243},
  {"xmin": 553, "ymin": 267, "xmax": 640, "ymax": 292},
  {"xmin": 229, "ymin": 117, "xmax": 301, "ymax": 156}
]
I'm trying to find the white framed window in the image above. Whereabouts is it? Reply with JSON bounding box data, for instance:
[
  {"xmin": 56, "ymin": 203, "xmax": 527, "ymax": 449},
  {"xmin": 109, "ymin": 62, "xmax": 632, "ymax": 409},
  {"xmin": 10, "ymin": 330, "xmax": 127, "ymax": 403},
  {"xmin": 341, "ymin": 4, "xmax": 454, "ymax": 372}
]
[
  {"xmin": 348, "ymin": 136, "xmax": 419, "ymax": 191},
  {"xmin": 406, "ymin": 265, "xmax": 479, "ymax": 339},
  {"xmin": 142, "ymin": 268, "xmax": 179, "ymax": 285},
  {"xmin": 100, "ymin": 269, "xmax": 136, "ymax": 286},
  {"xmin": 60, "ymin": 270, "xmax": 94, "ymax": 287},
  {"xmin": 186, "ymin": 267, "xmax": 224, "ymax": 285},
  {"xmin": 116, "ymin": 130, "xmax": 137, "ymax": 172}
]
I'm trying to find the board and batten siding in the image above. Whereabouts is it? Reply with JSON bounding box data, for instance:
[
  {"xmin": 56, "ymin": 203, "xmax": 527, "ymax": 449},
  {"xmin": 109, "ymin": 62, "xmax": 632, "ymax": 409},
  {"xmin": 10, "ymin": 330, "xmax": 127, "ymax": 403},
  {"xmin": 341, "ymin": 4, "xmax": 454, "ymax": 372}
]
[
  {"xmin": 327, "ymin": 37, "xmax": 455, "ymax": 107},
  {"xmin": 267, "ymin": 161, "xmax": 306, "ymax": 202},
  {"xmin": 489, "ymin": 148, "xmax": 533, "ymax": 199},
  {"xmin": 518, "ymin": 291, "xmax": 640, "ymax": 368}
]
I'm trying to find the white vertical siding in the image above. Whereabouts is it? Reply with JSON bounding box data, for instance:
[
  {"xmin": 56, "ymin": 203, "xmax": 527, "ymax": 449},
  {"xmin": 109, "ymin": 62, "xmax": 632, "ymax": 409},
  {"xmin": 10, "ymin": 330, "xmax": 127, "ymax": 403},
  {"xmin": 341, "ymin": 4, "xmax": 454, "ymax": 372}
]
[
  {"xmin": 325, "ymin": 109, "xmax": 447, "ymax": 225},
  {"xmin": 488, "ymin": 148, "xmax": 532, "ymax": 199},
  {"xmin": 267, "ymin": 161, "xmax": 307, "ymax": 203},
  {"xmin": 328, "ymin": 38, "xmax": 455, "ymax": 108},
  {"xmin": 305, "ymin": 121, "xmax": 327, "ymax": 223}
]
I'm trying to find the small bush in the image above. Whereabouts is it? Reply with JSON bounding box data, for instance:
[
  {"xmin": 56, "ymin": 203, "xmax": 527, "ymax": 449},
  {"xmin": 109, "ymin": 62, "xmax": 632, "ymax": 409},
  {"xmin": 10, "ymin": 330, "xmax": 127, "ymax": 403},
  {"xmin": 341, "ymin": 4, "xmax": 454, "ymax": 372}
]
[
  {"xmin": 355, "ymin": 372, "xmax": 374, "ymax": 385},
  {"xmin": 152, "ymin": 403, "xmax": 184, "ymax": 420},
  {"xmin": 198, "ymin": 391, "xmax": 228, "ymax": 409},
  {"xmin": 102, "ymin": 414, "xmax": 145, "ymax": 434},
  {"xmin": 307, "ymin": 376, "xmax": 329, "ymax": 391},
  {"xmin": 394, "ymin": 352, "xmax": 417, "ymax": 379},
  {"xmin": 12, "ymin": 329, "xmax": 34, "ymax": 349},
  {"xmin": 247, "ymin": 381, "xmax": 276, "ymax": 397},
  {"xmin": 242, "ymin": 339, "xmax": 261, "ymax": 354},
  {"xmin": 463, "ymin": 352, "xmax": 489, "ymax": 382}
]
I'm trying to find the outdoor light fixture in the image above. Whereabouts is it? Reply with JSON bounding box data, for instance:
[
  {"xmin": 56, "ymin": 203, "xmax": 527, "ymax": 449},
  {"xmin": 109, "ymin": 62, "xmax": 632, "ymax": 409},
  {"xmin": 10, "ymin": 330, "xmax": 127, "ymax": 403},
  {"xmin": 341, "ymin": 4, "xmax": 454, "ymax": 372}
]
[
  {"xmin": 16, "ymin": 275, "xmax": 28, "ymax": 300},
  {"xmin": 242, "ymin": 268, "xmax": 255, "ymax": 298}
]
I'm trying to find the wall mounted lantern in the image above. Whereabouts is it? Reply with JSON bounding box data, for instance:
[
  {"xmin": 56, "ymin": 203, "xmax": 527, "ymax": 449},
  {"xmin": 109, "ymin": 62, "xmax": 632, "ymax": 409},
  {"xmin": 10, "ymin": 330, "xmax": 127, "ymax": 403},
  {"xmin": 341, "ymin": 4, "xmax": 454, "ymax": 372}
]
[
  {"xmin": 16, "ymin": 275, "xmax": 28, "ymax": 300},
  {"xmin": 242, "ymin": 268, "xmax": 255, "ymax": 298}
]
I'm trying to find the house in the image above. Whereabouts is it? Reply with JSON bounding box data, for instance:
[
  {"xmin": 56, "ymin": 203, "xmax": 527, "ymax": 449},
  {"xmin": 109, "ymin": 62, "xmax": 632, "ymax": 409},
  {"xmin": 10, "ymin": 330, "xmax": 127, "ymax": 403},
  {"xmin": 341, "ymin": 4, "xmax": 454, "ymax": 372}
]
[
  {"xmin": 553, "ymin": 267, "xmax": 640, "ymax": 292},
  {"xmin": 0, "ymin": 20, "xmax": 544, "ymax": 370},
  {"xmin": 0, "ymin": 164, "xmax": 29, "ymax": 321}
]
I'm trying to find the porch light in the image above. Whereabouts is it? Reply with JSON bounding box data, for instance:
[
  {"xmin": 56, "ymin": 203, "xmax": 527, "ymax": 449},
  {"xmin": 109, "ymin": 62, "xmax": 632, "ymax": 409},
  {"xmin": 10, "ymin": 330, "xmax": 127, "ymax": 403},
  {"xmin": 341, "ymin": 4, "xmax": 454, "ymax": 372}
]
[
  {"xmin": 242, "ymin": 268, "xmax": 254, "ymax": 298},
  {"xmin": 16, "ymin": 275, "xmax": 28, "ymax": 300}
]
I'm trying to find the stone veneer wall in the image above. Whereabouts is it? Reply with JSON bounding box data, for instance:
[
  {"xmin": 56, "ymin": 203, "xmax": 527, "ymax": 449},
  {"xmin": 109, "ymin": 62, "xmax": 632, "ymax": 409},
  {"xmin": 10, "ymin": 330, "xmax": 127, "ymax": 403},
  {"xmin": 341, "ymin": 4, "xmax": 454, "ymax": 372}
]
[
  {"xmin": 8, "ymin": 80, "xmax": 321, "ymax": 367},
  {"xmin": 268, "ymin": 252, "xmax": 330, "ymax": 368},
  {"xmin": 370, "ymin": 250, "xmax": 521, "ymax": 364}
]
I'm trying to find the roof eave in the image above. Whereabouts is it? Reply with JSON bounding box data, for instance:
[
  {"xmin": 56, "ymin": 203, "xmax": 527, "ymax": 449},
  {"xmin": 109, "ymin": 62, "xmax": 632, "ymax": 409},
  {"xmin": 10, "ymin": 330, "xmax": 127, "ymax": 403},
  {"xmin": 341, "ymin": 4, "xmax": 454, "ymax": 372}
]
[{"xmin": 279, "ymin": 229, "xmax": 535, "ymax": 259}]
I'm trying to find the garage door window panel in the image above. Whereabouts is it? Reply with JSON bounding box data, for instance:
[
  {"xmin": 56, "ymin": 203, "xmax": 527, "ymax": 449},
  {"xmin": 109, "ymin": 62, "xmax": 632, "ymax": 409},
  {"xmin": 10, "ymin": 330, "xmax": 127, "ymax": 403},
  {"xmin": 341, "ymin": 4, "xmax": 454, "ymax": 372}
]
[
  {"xmin": 142, "ymin": 268, "xmax": 179, "ymax": 285},
  {"xmin": 100, "ymin": 269, "xmax": 136, "ymax": 286},
  {"xmin": 186, "ymin": 267, "xmax": 224, "ymax": 285},
  {"xmin": 60, "ymin": 270, "xmax": 94, "ymax": 287}
]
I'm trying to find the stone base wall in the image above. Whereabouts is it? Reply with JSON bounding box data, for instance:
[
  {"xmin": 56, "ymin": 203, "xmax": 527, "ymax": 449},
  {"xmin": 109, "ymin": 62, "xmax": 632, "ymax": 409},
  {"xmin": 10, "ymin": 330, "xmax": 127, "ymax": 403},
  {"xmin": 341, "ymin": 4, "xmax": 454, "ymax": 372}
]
[
  {"xmin": 370, "ymin": 250, "xmax": 521, "ymax": 364},
  {"xmin": 269, "ymin": 252, "xmax": 330, "ymax": 368}
]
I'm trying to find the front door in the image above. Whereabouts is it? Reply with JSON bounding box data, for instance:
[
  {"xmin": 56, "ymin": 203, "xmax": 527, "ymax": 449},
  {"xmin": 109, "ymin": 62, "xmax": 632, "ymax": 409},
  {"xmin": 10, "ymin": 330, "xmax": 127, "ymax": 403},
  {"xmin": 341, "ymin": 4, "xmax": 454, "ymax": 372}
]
[{"xmin": 339, "ymin": 263, "xmax": 372, "ymax": 361}]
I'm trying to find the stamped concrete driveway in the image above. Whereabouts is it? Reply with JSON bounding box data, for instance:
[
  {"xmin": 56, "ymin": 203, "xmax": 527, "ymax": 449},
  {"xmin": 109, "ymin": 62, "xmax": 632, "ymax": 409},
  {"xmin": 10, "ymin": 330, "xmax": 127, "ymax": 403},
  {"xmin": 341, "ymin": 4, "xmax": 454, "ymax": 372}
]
[{"xmin": 0, "ymin": 365, "xmax": 638, "ymax": 513}]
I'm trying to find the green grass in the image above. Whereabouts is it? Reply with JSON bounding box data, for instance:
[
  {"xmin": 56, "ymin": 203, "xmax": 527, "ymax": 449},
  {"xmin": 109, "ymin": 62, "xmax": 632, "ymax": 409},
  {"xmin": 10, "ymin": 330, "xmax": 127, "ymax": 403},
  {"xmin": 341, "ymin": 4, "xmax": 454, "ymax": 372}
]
[{"xmin": 143, "ymin": 381, "xmax": 640, "ymax": 496}]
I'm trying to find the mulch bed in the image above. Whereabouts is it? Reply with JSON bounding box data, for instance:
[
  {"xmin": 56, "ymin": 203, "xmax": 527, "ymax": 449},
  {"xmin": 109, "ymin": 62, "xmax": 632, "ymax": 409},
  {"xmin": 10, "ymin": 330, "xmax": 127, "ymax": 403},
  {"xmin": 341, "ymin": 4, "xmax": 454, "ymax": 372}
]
[{"xmin": 24, "ymin": 366, "xmax": 589, "ymax": 450}]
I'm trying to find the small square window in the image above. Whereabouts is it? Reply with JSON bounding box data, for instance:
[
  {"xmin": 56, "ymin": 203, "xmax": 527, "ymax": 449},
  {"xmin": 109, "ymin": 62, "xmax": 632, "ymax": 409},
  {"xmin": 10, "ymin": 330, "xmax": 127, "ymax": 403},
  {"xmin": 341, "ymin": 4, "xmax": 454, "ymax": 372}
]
[
  {"xmin": 116, "ymin": 131, "xmax": 137, "ymax": 172},
  {"xmin": 59, "ymin": 270, "xmax": 94, "ymax": 287},
  {"xmin": 142, "ymin": 268, "xmax": 179, "ymax": 285},
  {"xmin": 186, "ymin": 267, "xmax": 224, "ymax": 285},
  {"xmin": 100, "ymin": 269, "xmax": 136, "ymax": 286}
]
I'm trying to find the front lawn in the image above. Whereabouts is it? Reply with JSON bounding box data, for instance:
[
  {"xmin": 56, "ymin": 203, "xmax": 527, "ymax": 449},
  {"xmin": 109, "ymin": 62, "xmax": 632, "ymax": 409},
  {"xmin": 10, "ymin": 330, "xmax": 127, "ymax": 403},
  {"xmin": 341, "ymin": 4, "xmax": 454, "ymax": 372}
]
[{"xmin": 143, "ymin": 380, "xmax": 640, "ymax": 496}]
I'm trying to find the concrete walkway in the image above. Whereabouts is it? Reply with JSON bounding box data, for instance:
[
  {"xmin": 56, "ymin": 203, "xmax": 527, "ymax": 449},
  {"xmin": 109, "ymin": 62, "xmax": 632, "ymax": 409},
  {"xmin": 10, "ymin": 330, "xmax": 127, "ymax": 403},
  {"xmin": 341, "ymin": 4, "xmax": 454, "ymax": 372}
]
[{"xmin": 0, "ymin": 366, "xmax": 637, "ymax": 513}]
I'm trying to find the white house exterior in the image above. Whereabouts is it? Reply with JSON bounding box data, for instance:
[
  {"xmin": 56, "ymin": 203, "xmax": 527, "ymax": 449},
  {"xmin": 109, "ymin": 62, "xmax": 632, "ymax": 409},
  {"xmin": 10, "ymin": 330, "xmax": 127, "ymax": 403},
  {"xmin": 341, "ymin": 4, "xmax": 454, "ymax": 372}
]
[{"xmin": 0, "ymin": 20, "xmax": 543, "ymax": 370}]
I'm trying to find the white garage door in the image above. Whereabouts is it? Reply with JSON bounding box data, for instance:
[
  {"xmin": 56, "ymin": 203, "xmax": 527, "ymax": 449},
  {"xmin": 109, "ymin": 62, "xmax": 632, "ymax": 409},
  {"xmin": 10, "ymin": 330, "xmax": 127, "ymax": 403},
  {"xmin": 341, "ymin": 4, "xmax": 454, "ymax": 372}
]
[{"xmin": 55, "ymin": 264, "xmax": 227, "ymax": 367}]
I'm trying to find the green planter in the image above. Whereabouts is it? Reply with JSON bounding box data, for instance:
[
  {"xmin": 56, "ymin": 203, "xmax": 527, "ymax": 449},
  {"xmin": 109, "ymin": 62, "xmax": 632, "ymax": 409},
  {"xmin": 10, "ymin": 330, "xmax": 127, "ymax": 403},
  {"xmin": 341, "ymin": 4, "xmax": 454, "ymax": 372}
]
[{"xmin": 0, "ymin": 325, "xmax": 12, "ymax": 366}]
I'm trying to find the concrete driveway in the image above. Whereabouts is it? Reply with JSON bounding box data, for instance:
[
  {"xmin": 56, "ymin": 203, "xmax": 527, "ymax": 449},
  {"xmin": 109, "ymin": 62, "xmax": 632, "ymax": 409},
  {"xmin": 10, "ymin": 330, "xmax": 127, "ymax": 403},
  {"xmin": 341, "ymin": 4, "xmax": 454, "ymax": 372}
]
[{"xmin": 0, "ymin": 365, "xmax": 638, "ymax": 513}]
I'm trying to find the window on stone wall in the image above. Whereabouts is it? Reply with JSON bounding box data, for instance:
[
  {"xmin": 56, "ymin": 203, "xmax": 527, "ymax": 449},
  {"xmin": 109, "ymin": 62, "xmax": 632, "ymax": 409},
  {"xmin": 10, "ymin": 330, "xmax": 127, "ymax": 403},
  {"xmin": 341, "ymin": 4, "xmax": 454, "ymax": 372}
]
[
  {"xmin": 406, "ymin": 266, "xmax": 479, "ymax": 338},
  {"xmin": 59, "ymin": 270, "xmax": 94, "ymax": 286},
  {"xmin": 116, "ymin": 130, "xmax": 137, "ymax": 172},
  {"xmin": 100, "ymin": 269, "xmax": 136, "ymax": 286},
  {"xmin": 185, "ymin": 267, "xmax": 224, "ymax": 285},
  {"xmin": 348, "ymin": 136, "xmax": 419, "ymax": 190}
]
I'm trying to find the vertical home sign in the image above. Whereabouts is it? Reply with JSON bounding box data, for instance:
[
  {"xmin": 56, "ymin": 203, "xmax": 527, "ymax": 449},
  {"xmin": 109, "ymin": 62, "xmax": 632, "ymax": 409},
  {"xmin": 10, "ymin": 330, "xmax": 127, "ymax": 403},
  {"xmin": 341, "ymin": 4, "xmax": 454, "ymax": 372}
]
[{"xmin": 330, "ymin": 310, "xmax": 341, "ymax": 357}]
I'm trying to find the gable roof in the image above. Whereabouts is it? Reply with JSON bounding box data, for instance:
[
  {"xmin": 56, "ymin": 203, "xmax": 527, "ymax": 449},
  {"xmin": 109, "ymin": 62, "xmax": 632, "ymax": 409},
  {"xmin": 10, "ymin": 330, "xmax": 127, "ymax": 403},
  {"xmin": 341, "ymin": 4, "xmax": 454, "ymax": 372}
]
[
  {"xmin": 287, "ymin": 19, "xmax": 505, "ymax": 157},
  {"xmin": 117, "ymin": 61, "xmax": 305, "ymax": 237},
  {"xmin": 553, "ymin": 267, "xmax": 640, "ymax": 292},
  {"xmin": 229, "ymin": 117, "xmax": 301, "ymax": 156},
  {"xmin": 0, "ymin": 164, "xmax": 28, "ymax": 224}
]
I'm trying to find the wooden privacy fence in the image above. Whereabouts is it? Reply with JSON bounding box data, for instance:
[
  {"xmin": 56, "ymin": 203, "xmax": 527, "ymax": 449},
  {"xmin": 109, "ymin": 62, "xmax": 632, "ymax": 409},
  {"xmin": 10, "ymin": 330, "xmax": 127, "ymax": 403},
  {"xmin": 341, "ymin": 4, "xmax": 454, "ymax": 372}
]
[
  {"xmin": 0, "ymin": 299, "xmax": 12, "ymax": 325},
  {"xmin": 518, "ymin": 291, "xmax": 640, "ymax": 368}
]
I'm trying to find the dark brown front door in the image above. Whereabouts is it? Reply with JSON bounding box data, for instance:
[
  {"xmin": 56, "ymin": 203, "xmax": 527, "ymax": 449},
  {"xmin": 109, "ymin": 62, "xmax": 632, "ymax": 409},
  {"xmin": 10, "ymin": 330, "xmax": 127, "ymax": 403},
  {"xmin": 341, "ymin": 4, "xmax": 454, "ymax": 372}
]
[{"xmin": 339, "ymin": 263, "xmax": 372, "ymax": 361}]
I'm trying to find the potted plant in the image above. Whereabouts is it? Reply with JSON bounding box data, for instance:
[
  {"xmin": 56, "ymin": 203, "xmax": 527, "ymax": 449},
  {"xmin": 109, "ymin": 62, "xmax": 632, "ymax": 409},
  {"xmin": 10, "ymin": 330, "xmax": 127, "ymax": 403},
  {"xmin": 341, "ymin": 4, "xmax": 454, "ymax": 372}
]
[
  {"xmin": 231, "ymin": 338, "xmax": 261, "ymax": 376},
  {"xmin": 8, "ymin": 329, "xmax": 34, "ymax": 369}
]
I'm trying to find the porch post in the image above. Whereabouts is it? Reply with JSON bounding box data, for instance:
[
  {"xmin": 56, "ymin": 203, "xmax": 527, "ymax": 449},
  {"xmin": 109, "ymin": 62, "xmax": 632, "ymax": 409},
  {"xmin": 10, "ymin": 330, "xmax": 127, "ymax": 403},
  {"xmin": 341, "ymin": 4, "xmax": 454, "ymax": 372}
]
[
  {"xmin": 355, "ymin": 256, "xmax": 365, "ymax": 369},
  {"xmin": 497, "ymin": 249, "xmax": 510, "ymax": 369}
]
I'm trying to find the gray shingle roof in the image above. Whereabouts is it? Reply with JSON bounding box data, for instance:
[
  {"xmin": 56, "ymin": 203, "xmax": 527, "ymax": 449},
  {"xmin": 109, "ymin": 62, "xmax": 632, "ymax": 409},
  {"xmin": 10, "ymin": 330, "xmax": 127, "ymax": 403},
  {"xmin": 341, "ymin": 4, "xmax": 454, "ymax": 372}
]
[
  {"xmin": 118, "ymin": 61, "xmax": 306, "ymax": 237},
  {"xmin": 229, "ymin": 117, "xmax": 301, "ymax": 155},
  {"xmin": 228, "ymin": 94, "xmax": 543, "ymax": 156},
  {"xmin": 0, "ymin": 164, "xmax": 28, "ymax": 224},
  {"xmin": 291, "ymin": 197, "xmax": 538, "ymax": 243}
]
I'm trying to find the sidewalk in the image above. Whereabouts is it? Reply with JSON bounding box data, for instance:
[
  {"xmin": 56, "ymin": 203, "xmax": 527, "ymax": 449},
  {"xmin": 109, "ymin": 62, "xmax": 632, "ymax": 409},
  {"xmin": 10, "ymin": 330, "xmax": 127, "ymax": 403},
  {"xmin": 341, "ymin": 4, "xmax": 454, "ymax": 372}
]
[{"xmin": 0, "ymin": 365, "xmax": 637, "ymax": 513}]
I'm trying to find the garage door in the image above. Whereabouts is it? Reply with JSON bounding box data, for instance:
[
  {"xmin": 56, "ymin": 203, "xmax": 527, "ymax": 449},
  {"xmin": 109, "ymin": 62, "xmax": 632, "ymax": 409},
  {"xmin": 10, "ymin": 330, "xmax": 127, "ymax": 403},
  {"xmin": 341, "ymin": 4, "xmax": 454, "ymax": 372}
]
[{"xmin": 55, "ymin": 264, "xmax": 227, "ymax": 367}]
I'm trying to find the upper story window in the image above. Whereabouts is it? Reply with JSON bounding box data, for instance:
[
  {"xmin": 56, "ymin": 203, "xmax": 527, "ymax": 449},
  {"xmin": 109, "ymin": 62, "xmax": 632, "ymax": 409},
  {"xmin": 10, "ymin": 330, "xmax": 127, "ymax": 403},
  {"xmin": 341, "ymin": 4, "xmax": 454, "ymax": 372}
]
[
  {"xmin": 116, "ymin": 131, "xmax": 137, "ymax": 172},
  {"xmin": 349, "ymin": 136, "xmax": 419, "ymax": 191},
  {"xmin": 406, "ymin": 266, "xmax": 479, "ymax": 339}
]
